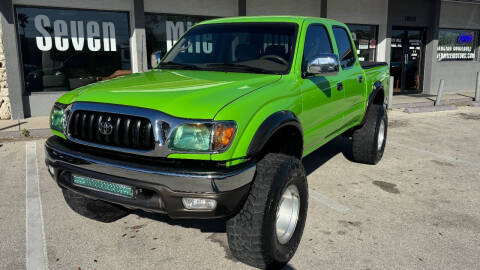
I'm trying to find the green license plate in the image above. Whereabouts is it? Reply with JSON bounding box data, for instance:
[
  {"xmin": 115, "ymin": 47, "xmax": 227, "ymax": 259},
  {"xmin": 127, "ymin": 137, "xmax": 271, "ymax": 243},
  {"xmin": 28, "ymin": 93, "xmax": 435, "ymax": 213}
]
[{"xmin": 72, "ymin": 175, "xmax": 133, "ymax": 197}]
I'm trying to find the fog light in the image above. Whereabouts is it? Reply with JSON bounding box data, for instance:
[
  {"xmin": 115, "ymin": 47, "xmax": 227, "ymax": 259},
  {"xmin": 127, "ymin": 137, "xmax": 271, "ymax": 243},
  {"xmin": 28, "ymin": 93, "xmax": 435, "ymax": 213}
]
[
  {"xmin": 48, "ymin": 165, "xmax": 55, "ymax": 176},
  {"xmin": 182, "ymin": 198, "xmax": 217, "ymax": 210}
]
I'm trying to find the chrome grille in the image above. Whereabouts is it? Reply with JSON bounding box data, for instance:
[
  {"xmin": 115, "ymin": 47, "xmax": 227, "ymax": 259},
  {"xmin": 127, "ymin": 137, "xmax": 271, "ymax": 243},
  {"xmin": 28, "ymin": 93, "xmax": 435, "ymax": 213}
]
[{"xmin": 68, "ymin": 110, "xmax": 154, "ymax": 151}]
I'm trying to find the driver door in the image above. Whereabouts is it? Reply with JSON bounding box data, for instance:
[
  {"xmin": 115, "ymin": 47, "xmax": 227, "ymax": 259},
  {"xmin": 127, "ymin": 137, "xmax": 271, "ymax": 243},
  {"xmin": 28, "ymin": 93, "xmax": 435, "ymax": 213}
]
[{"xmin": 299, "ymin": 24, "xmax": 345, "ymax": 153}]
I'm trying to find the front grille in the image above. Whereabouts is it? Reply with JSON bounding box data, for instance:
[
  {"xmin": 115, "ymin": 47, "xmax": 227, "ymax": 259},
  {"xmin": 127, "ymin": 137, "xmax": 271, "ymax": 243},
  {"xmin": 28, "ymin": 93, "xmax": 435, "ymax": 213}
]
[{"xmin": 68, "ymin": 110, "xmax": 154, "ymax": 151}]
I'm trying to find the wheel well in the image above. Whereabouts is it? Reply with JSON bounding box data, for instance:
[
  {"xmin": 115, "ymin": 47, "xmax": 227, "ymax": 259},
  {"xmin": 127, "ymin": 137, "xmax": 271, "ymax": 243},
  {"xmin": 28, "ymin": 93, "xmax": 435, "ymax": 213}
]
[
  {"xmin": 345, "ymin": 87, "xmax": 385, "ymax": 136},
  {"xmin": 258, "ymin": 125, "xmax": 303, "ymax": 160},
  {"xmin": 372, "ymin": 88, "xmax": 385, "ymax": 105}
]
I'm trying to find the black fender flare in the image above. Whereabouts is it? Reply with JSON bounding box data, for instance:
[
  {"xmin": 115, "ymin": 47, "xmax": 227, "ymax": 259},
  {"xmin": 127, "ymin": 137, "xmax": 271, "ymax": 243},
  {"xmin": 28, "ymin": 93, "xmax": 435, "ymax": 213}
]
[
  {"xmin": 359, "ymin": 81, "xmax": 385, "ymax": 127},
  {"xmin": 369, "ymin": 81, "xmax": 385, "ymax": 106},
  {"xmin": 247, "ymin": 111, "xmax": 303, "ymax": 158}
]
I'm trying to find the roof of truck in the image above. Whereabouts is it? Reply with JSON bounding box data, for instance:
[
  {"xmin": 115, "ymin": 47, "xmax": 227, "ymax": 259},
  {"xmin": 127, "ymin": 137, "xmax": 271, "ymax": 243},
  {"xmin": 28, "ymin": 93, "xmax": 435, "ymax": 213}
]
[{"xmin": 198, "ymin": 16, "xmax": 342, "ymax": 26}]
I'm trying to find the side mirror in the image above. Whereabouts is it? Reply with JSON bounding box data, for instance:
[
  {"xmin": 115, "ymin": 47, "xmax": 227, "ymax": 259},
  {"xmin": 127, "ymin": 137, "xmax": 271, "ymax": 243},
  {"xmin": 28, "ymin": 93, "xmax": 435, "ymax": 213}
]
[
  {"xmin": 150, "ymin": 51, "xmax": 162, "ymax": 68},
  {"xmin": 306, "ymin": 54, "xmax": 340, "ymax": 77}
]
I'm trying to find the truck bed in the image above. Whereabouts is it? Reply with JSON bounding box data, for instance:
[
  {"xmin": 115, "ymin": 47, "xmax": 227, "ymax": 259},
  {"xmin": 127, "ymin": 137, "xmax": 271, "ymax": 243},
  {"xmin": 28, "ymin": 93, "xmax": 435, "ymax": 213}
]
[{"xmin": 361, "ymin": 62, "xmax": 388, "ymax": 69}]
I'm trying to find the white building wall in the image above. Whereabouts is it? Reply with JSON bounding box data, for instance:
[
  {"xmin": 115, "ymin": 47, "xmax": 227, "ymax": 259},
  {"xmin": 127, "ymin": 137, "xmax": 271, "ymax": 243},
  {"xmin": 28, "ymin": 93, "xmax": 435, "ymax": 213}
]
[
  {"xmin": 327, "ymin": 0, "xmax": 389, "ymax": 62},
  {"xmin": 246, "ymin": 0, "xmax": 321, "ymax": 17},
  {"xmin": 432, "ymin": 1, "xmax": 480, "ymax": 92},
  {"xmin": 144, "ymin": 0, "xmax": 238, "ymax": 17},
  {"xmin": 439, "ymin": 1, "xmax": 480, "ymax": 29},
  {"xmin": 13, "ymin": 0, "xmax": 134, "ymax": 12}
]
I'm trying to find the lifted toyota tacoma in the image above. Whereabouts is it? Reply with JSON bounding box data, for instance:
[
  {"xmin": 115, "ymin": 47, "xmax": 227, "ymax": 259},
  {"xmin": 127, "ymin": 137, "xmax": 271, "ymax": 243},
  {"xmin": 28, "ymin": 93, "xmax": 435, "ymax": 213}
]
[{"xmin": 45, "ymin": 16, "xmax": 389, "ymax": 269}]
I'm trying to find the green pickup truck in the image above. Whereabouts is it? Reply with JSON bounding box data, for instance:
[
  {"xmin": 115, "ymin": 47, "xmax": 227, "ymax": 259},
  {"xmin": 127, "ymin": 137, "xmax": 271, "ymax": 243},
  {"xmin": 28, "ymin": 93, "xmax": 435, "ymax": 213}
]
[{"xmin": 45, "ymin": 16, "xmax": 389, "ymax": 268}]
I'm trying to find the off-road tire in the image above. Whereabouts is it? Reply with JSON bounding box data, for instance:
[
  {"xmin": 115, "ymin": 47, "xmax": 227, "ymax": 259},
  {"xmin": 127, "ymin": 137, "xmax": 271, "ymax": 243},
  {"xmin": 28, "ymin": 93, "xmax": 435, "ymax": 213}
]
[
  {"xmin": 226, "ymin": 153, "xmax": 308, "ymax": 269},
  {"xmin": 62, "ymin": 188, "xmax": 129, "ymax": 223},
  {"xmin": 352, "ymin": 104, "xmax": 388, "ymax": 164}
]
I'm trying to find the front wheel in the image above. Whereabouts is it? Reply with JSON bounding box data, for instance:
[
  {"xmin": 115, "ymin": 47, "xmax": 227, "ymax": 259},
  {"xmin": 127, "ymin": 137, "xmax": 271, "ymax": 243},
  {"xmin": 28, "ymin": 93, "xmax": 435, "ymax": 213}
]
[{"xmin": 226, "ymin": 153, "xmax": 308, "ymax": 269}]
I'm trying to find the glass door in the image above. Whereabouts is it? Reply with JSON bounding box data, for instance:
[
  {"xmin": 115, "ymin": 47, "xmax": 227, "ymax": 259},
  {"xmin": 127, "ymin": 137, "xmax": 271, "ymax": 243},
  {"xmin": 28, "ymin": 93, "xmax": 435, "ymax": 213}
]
[{"xmin": 390, "ymin": 27, "xmax": 425, "ymax": 94}]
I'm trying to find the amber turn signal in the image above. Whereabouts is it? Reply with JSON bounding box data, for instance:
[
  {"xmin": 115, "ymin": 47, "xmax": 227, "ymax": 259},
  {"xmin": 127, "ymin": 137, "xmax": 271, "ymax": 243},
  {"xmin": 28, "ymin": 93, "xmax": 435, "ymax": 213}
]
[{"xmin": 213, "ymin": 123, "xmax": 236, "ymax": 151}]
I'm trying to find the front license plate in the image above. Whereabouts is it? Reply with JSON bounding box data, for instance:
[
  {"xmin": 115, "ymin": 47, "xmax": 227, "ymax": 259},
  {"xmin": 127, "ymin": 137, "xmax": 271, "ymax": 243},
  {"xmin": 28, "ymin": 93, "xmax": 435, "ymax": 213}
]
[{"xmin": 72, "ymin": 175, "xmax": 133, "ymax": 198}]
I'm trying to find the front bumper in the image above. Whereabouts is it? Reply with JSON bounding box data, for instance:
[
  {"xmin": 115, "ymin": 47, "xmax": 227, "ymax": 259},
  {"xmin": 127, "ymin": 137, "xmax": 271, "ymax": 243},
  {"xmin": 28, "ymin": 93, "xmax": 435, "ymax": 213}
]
[{"xmin": 45, "ymin": 136, "xmax": 255, "ymax": 219}]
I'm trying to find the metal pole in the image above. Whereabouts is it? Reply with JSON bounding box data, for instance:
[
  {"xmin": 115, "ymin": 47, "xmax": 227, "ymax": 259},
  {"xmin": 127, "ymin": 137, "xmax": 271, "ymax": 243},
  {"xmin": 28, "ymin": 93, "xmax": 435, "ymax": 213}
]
[
  {"xmin": 435, "ymin": 79, "xmax": 445, "ymax": 106},
  {"xmin": 387, "ymin": 76, "xmax": 394, "ymax": 110},
  {"xmin": 475, "ymin": 72, "xmax": 480, "ymax": 102}
]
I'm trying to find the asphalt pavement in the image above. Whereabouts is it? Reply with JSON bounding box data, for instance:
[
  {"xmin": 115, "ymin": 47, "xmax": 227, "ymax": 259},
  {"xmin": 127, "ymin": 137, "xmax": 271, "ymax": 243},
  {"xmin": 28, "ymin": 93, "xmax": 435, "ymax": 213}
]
[{"xmin": 1, "ymin": 106, "xmax": 480, "ymax": 270}]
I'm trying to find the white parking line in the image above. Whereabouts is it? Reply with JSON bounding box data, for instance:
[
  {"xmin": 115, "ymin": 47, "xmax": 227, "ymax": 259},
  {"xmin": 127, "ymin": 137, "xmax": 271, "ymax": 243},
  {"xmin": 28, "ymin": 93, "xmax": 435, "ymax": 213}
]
[
  {"xmin": 389, "ymin": 141, "xmax": 480, "ymax": 169},
  {"xmin": 25, "ymin": 142, "xmax": 48, "ymax": 270},
  {"xmin": 309, "ymin": 188, "xmax": 350, "ymax": 213}
]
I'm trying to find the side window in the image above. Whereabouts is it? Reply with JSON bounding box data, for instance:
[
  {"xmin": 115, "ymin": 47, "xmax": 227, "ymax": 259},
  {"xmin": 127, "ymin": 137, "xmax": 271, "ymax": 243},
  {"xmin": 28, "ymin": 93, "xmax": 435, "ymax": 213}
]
[
  {"xmin": 303, "ymin": 25, "xmax": 333, "ymax": 72},
  {"xmin": 333, "ymin": 27, "xmax": 356, "ymax": 69}
]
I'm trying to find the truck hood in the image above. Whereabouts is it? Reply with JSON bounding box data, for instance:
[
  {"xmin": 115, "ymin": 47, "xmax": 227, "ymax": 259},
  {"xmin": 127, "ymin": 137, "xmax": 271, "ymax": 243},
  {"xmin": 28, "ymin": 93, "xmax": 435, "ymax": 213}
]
[{"xmin": 60, "ymin": 69, "xmax": 281, "ymax": 119}]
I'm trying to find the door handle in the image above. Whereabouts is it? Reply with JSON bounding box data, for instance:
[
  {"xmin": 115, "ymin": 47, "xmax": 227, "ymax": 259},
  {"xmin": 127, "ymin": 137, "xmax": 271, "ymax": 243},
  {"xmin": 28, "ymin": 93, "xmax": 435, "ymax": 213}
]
[
  {"xmin": 358, "ymin": 76, "xmax": 363, "ymax": 83},
  {"xmin": 337, "ymin": 82, "xmax": 343, "ymax": 91}
]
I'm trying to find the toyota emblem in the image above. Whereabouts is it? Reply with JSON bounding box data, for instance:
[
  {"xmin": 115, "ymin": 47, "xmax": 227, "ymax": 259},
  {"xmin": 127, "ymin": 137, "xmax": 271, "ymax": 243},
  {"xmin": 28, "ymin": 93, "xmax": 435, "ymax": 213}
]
[{"xmin": 98, "ymin": 121, "xmax": 113, "ymax": 136}]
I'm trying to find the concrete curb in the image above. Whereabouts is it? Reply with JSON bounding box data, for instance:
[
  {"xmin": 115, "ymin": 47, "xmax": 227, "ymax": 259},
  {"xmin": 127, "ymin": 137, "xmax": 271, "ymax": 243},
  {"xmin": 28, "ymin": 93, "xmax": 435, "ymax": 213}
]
[
  {"xmin": 0, "ymin": 128, "xmax": 51, "ymax": 141},
  {"xmin": 471, "ymin": 102, "xmax": 480, "ymax": 107},
  {"xmin": 404, "ymin": 105, "xmax": 457, "ymax": 114},
  {"xmin": 392, "ymin": 101, "xmax": 434, "ymax": 109},
  {"xmin": 392, "ymin": 97, "xmax": 473, "ymax": 109}
]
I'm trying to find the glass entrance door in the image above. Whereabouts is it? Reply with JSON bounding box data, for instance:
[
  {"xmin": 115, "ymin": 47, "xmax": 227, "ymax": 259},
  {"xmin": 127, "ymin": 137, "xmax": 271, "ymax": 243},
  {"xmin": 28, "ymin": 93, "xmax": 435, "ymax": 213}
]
[{"xmin": 390, "ymin": 28, "xmax": 426, "ymax": 94}]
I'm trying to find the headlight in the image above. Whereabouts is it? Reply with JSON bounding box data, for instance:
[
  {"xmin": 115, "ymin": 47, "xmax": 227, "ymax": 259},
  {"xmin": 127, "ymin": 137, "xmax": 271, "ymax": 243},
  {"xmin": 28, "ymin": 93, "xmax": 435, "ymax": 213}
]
[
  {"xmin": 50, "ymin": 103, "xmax": 68, "ymax": 134},
  {"xmin": 168, "ymin": 121, "xmax": 236, "ymax": 153}
]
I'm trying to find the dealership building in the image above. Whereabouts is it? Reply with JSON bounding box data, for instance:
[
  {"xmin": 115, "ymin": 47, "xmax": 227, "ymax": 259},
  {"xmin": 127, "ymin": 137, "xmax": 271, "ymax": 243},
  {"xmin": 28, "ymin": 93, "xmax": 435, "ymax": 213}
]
[{"xmin": 0, "ymin": 0, "xmax": 479, "ymax": 119}]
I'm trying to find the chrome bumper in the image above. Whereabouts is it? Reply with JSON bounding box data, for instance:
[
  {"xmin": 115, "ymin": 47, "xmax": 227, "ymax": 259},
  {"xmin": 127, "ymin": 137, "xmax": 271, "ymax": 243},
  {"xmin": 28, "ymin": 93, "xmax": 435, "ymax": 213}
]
[{"xmin": 45, "ymin": 136, "xmax": 256, "ymax": 193}]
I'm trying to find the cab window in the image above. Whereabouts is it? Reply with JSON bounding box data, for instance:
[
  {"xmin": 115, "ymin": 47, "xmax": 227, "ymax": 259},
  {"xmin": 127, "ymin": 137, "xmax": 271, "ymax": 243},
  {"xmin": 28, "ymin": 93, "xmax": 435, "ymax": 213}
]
[
  {"xmin": 333, "ymin": 26, "xmax": 356, "ymax": 69},
  {"xmin": 302, "ymin": 25, "xmax": 333, "ymax": 73}
]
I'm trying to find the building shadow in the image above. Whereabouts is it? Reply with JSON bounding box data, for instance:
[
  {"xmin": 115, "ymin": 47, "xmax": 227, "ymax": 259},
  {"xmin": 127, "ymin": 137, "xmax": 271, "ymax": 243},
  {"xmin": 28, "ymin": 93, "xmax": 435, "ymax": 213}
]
[
  {"xmin": 0, "ymin": 121, "xmax": 27, "ymax": 131},
  {"xmin": 457, "ymin": 93, "xmax": 474, "ymax": 99}
]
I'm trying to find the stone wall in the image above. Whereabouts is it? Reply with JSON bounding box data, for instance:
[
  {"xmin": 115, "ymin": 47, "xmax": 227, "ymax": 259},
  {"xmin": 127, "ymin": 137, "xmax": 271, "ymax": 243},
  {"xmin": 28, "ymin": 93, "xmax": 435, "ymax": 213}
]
[{"xmin": 0, "ymin": 19, "xmax": 11, "ymax": 120}]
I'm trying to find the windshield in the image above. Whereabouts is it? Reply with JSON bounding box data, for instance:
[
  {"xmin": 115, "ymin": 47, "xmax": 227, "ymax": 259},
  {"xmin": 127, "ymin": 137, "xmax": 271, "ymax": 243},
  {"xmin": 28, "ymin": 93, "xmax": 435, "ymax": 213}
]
[{"xmin": 158, "ymin": 22, "xmax": 298, "ymax": 74}]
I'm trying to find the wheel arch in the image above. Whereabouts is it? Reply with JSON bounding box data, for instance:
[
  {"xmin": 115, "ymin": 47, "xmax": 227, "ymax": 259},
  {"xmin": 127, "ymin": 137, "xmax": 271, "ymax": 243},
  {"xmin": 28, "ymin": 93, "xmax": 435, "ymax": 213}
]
[
  {"xmin": 247, "ymin": 110, "xmax": 303, "ymax": 159},
  {"xmin": 358, "ymin": 81, "xmax": 385, "ymax": 127},
  {"xmin": 370, "ymin": 81, "xmax": 386, "ymax": 106}
]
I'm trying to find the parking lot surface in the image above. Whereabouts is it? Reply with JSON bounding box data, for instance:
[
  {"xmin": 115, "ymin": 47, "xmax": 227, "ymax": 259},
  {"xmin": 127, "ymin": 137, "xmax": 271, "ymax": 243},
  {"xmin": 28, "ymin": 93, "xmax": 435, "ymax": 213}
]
[{"xmin": 1, "ymin": 106, "xmax": 480, "ymax": 270}]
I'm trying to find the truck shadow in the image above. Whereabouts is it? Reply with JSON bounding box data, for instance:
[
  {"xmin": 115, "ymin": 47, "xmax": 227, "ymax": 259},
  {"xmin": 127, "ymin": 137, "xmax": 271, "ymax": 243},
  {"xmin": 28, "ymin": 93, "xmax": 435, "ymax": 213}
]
[
  {"xmin": 134, "ymin": 210, "xmax": 227, "ymax": 233},
  {"xmin": 133, "ymin": 135, "xmax": 353, "ymax": 232},
  {"xmin": 302, "ymin": 135, "xmax": 353, "ymax": 175},
  {"xmin": 130, "ymin": 137, "xmax": 349, "ymax": 269}
]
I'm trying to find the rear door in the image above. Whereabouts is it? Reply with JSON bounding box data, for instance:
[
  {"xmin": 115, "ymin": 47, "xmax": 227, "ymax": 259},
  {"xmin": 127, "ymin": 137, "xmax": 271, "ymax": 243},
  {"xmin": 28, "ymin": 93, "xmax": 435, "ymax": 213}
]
[
  {"xmin": 332, "ymin": 26, "xmax": 366, "ymax": 126},
  {"xmin": 298, "ymin": 23, "xmax": 345, "ymax": 152}
]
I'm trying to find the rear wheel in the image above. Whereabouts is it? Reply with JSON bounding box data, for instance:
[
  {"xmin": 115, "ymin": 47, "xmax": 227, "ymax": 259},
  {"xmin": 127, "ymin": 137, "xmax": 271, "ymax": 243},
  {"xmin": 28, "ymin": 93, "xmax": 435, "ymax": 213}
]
[
  {"xmin": 352, "ymin": 104, "xmax": 388, "ymax": 164},
  {"xmin": 62, "ymin": 188, "xmax": 129, "ymax": 223},
  {"xmin": 226, "ymin": 153, "xmax": 308, "ymax": 269}
]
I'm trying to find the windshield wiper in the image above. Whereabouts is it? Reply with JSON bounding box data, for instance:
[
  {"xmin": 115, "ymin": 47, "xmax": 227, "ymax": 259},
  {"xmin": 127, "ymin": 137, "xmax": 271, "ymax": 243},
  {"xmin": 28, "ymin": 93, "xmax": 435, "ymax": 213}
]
[
  {"xmin": 157, "ymin": 61, "xmax": 200, "ymax": 70},
  {"xmin": 205, "ymin": 63, "xmax": 272, "ymax": 74}
]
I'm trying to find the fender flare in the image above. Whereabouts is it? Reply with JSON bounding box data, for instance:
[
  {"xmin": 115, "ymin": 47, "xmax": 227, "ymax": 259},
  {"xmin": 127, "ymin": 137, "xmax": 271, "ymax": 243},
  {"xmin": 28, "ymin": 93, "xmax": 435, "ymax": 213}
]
[
  {"xmin": 246, "ymin": 111, "xmax": 303, "ymax": 157},
  {"xmin": 359, "ymin": 81, "xmax": 385, "ymax": 127},
  {"xmin": 369, "ymin": 81, "xmax": 385, "ymax": 106}
]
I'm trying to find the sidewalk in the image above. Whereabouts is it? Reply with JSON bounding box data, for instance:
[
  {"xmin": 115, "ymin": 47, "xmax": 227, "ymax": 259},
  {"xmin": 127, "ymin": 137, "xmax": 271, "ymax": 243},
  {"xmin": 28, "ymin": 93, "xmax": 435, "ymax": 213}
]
[
  {"xmin": 391, "ymin": 91, "xmax": 477, "ymax": 108},
  {"xmin": 0, "ymin": 116, "xmax": 50, "ymax": 139}
]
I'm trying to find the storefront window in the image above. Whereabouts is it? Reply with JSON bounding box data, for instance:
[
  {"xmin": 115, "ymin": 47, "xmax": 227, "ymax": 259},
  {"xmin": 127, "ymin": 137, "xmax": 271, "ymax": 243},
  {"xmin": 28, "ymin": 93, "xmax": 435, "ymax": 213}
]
[
  {"xmin": 145, "ymin": 13, "xmax": 214, "ymax": 69},
  {"xmin": 15, "ymin": 7, "xmax": 131, "ymax": 93},
  {"xmin": 347, "ymin": 24, "xmax": 377, "ymax": 62},
  {"xmin": 437, "ymin": 29, "xmax": 479, "ymax": 61}
]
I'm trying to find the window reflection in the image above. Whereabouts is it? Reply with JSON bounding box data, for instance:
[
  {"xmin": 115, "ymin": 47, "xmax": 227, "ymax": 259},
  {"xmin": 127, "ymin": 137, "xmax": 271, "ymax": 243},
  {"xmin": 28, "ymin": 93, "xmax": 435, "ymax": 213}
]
[
  {"xmin": 145, "ymin": 13, "xmax": 214, "ymax": 69},
  {"xmin": 15, "ymin": 7, "xmax": 131, "ymax": 93},
  {"xmin": 347, "ymin": 24, "xmax": 377, "ymax": 62},
  {"xmin": 437, "ymin": 29, "xmax": 479, "ymax": 61}
]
